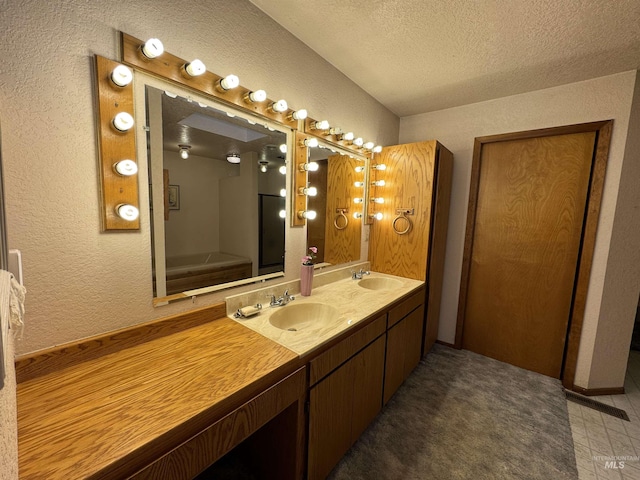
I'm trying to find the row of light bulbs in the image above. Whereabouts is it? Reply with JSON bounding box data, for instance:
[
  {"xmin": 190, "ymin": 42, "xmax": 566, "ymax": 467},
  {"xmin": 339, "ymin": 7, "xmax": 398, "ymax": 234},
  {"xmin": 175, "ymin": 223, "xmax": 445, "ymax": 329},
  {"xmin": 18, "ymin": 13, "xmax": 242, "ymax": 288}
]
[{"xmin": 109, "ymin": 37, "xmax": 382, "ymax": 223}]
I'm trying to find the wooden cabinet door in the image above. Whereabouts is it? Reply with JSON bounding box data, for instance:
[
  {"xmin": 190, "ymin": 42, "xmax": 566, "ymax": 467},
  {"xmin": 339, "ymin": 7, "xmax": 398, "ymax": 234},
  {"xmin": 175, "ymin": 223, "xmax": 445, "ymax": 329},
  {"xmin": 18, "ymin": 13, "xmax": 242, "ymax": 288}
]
[
  {"xmin": 308, "ymin": 337, "xmax": 386, "ymax": 480},
  {"xmin": 384, "ymin": 306, "xmax": 424, "ymax": 404},
  {"xmin": 308, "ymin": 360, "xmax": 354, "ymax": 480},
  {"xmin": 351, "ymin": 336, "xmax": 385, "ymax": 442}
]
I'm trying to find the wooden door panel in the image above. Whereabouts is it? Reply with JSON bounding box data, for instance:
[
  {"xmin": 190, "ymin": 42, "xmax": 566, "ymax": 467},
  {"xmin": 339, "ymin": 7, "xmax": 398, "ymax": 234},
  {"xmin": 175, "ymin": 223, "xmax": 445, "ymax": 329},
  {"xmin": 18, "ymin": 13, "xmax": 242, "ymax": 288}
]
[
  {"xmin": 324, "ymin": 154, "xmax": 362, "ymax": 264},
  {"xmin": 463, "ymin": 132, "xmax": 595, "ymax": 377},
  {"xmin": 369, "ymin": 141, "xmax": 436, "ymax": 281},
  {"xmin": 351, "ymin": 337, "xmax": 385, "ymax": 442},
  {"xmin": 308, "ymin": 361, "xmax": 354, "ymax": 480}
]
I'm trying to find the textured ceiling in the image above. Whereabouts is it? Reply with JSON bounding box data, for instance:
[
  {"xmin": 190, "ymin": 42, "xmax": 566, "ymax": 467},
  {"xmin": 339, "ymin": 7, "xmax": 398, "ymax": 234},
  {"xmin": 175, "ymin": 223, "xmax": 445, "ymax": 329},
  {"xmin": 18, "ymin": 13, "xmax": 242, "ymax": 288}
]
[{"xmin": 249, "ymin": 0, "xmax": 640, "ymax": 117}]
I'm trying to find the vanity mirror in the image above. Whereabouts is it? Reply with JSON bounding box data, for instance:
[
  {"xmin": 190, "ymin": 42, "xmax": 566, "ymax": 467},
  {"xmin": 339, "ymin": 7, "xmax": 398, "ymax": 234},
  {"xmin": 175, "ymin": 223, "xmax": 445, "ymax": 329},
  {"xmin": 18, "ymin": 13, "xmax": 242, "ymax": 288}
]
[
  {"xmin": 144, "ymin": 83, "xmax": 291, "ymax": 302},
  {"xmin": 92, "ymin": 32, "xmax": 379, "ymax": 305},
  {"xmin": 306, "ymin": 143, "xmax": 367, "ymax": 265}
]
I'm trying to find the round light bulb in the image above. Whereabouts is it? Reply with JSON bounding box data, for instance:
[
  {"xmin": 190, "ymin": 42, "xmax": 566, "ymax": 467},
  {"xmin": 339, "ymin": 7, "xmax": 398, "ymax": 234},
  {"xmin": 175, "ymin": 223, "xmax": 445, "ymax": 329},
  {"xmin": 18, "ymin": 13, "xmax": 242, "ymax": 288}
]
[
  {"xmin": 298, "ymin": 210, "xmax": 317, "ymax": 220},
  {"xmin": 373, "ymin": 145, "xmax": 383, "ymax": 153},
  {"xmin": 364, "ymin": 141, "xmax": 375, "ymax": 150},
  {"xmin": 353, "ymin": 198, "xmax": 364, "ymax": 204},
  {"xmin": 372, "ymin": 212, "xmax": 384, "ymax": 221},
  {"xmin": 343, "ymin": 132, "xmax": 355, "ymax": 141},
  {"xmin": 112, "ymin": 112, "xmax": 134, "ymax": 131},
  {"xmin": 180, "ymin": 149, "xmax": 189, "ymax": 160},
  {"xmin": 279, "ymin": 165, "xmax": 287, "ymax": 175},
  {"xmin": 271, "ymin": 99, "xmax": 288, "ymax": 113},
  {"xmin": 314, "ymin": 120, "xmax": 330, "ymax": 130},
  {"xmin": 141, "ymin": 38, "xmax": 164, "ymax": 59},
  {"xmin": 353, "ymin": 212, "xmax": 363, "ymax": 219},
  {"xmin": 220, "ymin": 74, "xmax": 240, "ymax": 90},
  {"xmin": 279, "ymin": 144, "xmax": 287, "ymax": 153},
  {"xmin": 301, "ymin": 161, "xmax": 319, "ymax": 172},
  {"xmin": 354, "ymin": 181, "xmax": 364, "ymax": 188},
  {"xmin": 116, "ymin": 204, "xmax": 139, "ymax": 222},
  {"xmin": 248, "ymin": 89, "xmax": 267, "ymax": 102},
  {"xmin": 300, "ymin": 186, "xmax": 317, "ymax": 196},
  {"xmin": 113, "ymin": 159, "xmax": 138, "ymax": 176},
  {"xmin": 227, "ymin": 154, "xmax": 241, "ymax": 164},
  {"xmin": 355, "ymin": 166, "xmax": 365, "ymax": 173},
  {"xmin": 303, "ymin": 138, "xmax": 319, "ymax": 148},
  {"xmin": 354, "ymin": 137, "xmax": 364, "ymax": 147},
  {"xmin": 330, "ymin": 127, "xmax": 343, "ymax": 135},
  {"xmin": 185, "ymin": 59, "xmax": 206, "ymax": 76},
  {"xmin": 279, "ymin": 209, "xmax": 286, "ymax": 219},
  {"xmin": 373, "ymin": 180, "xmax": 386, "ymax": 187},
  {"xmin": 373, "ymin": 163, "xmax": 387, "ymax": 171},
  {"xmin": 372, "ymin": 197, "xmax": 385, "ymax": 204},
  {"xmin": 260, "ymin": 163, "xmax": 268, "ymax": 173},
  {"xmin": 110, "ymin": 65, "xmax": 133, "ymax": 87},
  {"xmin": 292, "ymin": 109, "xmax": 308, "ymax": 120},
  {"xmin": 280, "ymin": 188, "xmax": 286, "ymax": 197}
]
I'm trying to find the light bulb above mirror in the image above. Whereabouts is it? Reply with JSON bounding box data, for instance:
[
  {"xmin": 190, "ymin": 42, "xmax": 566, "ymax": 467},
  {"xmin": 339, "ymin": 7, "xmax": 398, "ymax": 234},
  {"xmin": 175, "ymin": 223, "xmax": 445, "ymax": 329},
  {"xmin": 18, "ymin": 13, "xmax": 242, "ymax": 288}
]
[
  {"xmin": 313, "ymin": 120, "xmax": 330, "ymax": 130},
  {"xmin": 290, "ymin": 109, "xmax": 308, "ymax": 121},
  {"xmin": 270, "ymin": 99, "xmax": 288, "ymax": 113},
  {"xmin": 373, "ymin": 145, "xmax": 383, "ymax": 153},
  {"xmin": 184, "ymin": 59, "xmax": 206, "ymax": 77},
  {"xmin": 245, "ymin": 89, "xmax": 267, "ymax": 103},
  {"xmin": 364, "ymin": 141, "xmax": 375, "ymax": 150},
  {"xmin": 218, "ymin": 74, "xmax": 240, "ymax": 91},
  {"xmin": 141, "ymin": 38, "xmax": 164, "ymax": 59}
]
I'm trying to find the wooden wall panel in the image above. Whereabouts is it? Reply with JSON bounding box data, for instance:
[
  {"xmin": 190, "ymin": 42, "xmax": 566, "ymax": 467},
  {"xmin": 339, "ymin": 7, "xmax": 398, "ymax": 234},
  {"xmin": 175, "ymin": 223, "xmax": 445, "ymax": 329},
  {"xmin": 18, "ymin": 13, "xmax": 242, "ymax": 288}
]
[
  {"xmin": 324, "ymin": 154, "xmax": 362, "ymax": 264},
  {"xmin": 369, "ymin": 141, "xmax": 437, "ymax": 281}
]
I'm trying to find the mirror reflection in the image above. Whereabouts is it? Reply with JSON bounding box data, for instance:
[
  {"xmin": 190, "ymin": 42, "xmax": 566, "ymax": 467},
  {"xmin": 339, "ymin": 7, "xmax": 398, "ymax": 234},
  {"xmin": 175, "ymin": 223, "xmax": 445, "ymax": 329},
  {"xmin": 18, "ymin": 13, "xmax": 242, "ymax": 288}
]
[
  {"xmin": 307, "ymin": 146, "xmax": 365, "ymax": 265},
  {"xmin": 145, "ymin": 85, "xmax": 289, "ymax": 299}
]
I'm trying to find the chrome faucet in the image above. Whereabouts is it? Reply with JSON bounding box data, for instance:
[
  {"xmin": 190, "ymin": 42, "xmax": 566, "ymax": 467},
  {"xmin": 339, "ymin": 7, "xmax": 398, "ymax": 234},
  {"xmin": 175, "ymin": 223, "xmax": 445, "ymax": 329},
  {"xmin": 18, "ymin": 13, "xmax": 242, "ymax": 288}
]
[
  {"xmin": 266, "ymin": 289, "xmax": 295, "ymax": 307},
  {"xmin": 351, "ymin": 268, "xmax": 371, "ymax": 280}
]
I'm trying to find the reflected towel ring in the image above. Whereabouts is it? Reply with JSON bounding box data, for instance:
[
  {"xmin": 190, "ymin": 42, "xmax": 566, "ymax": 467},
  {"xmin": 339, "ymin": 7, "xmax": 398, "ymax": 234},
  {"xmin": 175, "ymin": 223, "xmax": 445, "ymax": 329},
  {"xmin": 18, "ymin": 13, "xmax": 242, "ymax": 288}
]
[
  {"xmin": 334, "ymin": 208, "xmax": 349, "ymax": 230},
  {"xmin": 392, "ymin": 208, "xmax": 414, "ymax": 235}
]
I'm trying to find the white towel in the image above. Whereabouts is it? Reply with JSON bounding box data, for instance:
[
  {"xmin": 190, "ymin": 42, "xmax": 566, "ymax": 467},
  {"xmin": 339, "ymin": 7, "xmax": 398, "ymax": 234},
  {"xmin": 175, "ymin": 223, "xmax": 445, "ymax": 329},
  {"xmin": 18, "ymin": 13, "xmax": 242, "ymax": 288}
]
[{"xmin": 0, "ymin": 269, "xmax": 26, "ymax": 341}]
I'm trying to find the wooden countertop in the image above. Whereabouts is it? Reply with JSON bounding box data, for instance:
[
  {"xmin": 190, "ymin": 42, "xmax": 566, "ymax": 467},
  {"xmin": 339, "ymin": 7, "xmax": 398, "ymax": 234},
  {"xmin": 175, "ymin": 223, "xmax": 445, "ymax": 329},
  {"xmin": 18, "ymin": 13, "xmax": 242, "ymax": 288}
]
[{"xmin": 16, "ymin": 313, "xmax": 300, "ymax": 479}]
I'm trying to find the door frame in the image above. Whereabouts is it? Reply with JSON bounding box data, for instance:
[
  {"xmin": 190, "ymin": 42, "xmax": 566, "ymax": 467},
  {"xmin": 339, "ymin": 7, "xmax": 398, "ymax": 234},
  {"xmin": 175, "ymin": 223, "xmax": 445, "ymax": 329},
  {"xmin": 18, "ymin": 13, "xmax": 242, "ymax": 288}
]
[{"xmin": 454, "ymin": 120, "xmax": 613, "ymax": 390}]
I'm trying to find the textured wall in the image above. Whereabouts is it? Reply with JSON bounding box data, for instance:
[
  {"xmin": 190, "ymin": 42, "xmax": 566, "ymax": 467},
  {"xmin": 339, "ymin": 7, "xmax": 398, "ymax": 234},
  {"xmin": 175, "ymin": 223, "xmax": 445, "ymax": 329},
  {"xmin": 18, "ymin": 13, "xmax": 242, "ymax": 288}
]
[
  {"xmin": 0, "ymin": 332, "xmax": 17, "ymax": 480},
  {"xmin": 399, "ymin": 71, "xmax": 638, "ymax": 389},
  {"xmin": 0, "ymin": 0, "xmax": 399, "ymax": 355}
]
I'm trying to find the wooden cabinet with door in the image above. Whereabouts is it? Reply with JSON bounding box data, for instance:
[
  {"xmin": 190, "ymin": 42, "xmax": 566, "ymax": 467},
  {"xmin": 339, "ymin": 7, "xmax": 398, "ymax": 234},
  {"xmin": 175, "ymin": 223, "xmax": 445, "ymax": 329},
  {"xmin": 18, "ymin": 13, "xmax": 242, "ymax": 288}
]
[
  {"xmin": 369, "ymin": 140, "xmax": 453, "ymax": 356},
  {"xmin": 307, "ymin": 315, "xmax": 386, "ymax": 480},
  {"xmin": 383, "ymin": 289, "xmax": 425, "ymax": 404}
]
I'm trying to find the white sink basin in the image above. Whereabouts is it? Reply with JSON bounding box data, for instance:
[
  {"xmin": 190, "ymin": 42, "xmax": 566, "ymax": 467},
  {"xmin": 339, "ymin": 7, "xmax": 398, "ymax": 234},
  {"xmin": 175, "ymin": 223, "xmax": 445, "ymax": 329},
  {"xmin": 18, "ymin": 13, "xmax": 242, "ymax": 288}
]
[
  {"xmin": 269, "ymin": 303, "xmax": 338, "ymax": 332},
  {"xmin": 358, "ymin": 277, "xmax": 403, "ymax": 291}
]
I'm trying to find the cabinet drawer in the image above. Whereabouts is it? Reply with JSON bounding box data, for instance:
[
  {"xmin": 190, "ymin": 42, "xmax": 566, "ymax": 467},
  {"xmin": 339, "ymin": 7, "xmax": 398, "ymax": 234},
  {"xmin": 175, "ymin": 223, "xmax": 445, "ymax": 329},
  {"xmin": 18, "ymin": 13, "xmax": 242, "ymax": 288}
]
[
  {"xmin": 388, "ymin": 288, "xmax": 425, "ymax": 328},
  {"xmin": 309, "ymin": 314, "xmax": 386, "ymax": 386}
]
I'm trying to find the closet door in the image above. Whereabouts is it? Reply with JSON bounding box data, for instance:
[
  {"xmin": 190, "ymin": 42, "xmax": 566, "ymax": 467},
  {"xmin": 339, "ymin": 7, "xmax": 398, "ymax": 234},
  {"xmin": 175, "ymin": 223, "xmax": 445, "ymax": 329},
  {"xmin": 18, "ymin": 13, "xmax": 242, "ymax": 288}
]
[{"xmin": 460, "ymin": 130, "xmax": 596, "ymax": 378}]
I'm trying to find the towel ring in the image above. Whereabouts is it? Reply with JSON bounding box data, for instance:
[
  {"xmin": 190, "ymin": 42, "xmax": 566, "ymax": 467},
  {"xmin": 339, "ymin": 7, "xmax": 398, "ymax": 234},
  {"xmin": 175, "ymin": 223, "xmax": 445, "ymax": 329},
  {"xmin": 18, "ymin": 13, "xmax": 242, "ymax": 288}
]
[
  {"xmin": 334, "ymin": 208, "xmax": 349, "ymax": 230},
  {"xmin": 392, "ymin": 208, "xmax": 414, "ymax": 235}
]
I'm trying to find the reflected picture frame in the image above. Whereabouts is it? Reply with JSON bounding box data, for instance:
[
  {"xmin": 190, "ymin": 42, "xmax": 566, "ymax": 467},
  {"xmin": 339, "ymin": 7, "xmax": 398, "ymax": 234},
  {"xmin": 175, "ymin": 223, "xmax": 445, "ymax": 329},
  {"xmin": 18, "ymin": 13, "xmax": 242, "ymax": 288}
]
[{"xmin": 168, "ymin": 185, "xmax": 180, "ymax": 210}]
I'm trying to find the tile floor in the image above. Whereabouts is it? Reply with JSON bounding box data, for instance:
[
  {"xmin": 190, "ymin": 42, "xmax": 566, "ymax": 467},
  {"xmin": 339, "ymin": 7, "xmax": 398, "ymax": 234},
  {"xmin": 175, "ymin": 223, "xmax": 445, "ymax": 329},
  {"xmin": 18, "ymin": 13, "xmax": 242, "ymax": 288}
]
[{"xmin": 569, "ymin": 349, "xmax": 640, "ymax": 480}]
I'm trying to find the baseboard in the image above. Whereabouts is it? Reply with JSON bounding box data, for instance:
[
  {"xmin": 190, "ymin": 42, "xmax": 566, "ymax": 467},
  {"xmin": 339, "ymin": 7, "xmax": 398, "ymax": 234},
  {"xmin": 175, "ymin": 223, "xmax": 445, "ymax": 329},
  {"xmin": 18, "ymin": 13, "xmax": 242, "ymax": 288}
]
[
  {"xmin": 571, "ymin": 386, "xmax": 625, "ymax": 396},
  {"xmin": 435, "ymin": 339, "xmax": 458, "ymax": 349}
]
